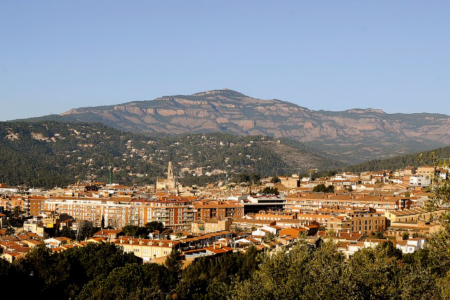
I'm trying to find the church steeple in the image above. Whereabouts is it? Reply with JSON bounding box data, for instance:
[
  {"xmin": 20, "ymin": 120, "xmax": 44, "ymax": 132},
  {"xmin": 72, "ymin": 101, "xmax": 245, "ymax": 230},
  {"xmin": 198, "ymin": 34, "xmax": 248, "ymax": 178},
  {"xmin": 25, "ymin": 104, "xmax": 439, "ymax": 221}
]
[{"xmin": 167, "ymin": 160, "xmax": 174, "ymax": 181}]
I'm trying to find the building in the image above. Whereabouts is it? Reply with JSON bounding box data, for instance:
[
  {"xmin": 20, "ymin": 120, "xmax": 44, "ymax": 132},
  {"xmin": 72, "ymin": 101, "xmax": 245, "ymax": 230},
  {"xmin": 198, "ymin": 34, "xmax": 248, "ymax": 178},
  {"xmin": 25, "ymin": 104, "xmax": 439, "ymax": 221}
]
[
  {"xmin": 385, "ymin": 208, "xmax": 446, "ymax": 223},
  {"xmin": 286, "ymin": 193, "xmax": 411, "ymax": 212},
  {"xmin": 416, "ymin": 166, "xmax": 436, "ymax": 177},
  {"xmin": 296, "ymin": 210, "xmax": 387, "ymax": 234},
  {"xmin": 280, "ymin": 176, "xmax": 300, "ymax": 188},
  {"xmin": 29, "ymin": 197, "xmax": 46, "ymax": 216},
  {"xmin": 279, "ymin": 227, "xmax": 308, "ymax": 238},
  {"xmin": 131, "ymin": 197, "xmax": 195, "ymax": 230},
  {"xmin": 93, "ymin": 229, "xmax": 124, "ymax": 240},
  {"xmin": 44, "ymin": 237, "xmax": 71, "ymax": 249},
  {"xmin": 193, "ymin": 201, "xmax": 244, "ymax": 221},
  {"xmin": 396, "ymin": 238, "xmax": 426, "ymax": 254},
  {"xmin": 45, "ymin": 197, "xmax": 132, "ymax": 228},
  {"xmin": 191, "ymin": 218, "xmax": 232, "ymax": 234},
  {"xmin": 240, "ymin": 195, "xmax": 286, "ymax": 214},
  {"xmin": 156, "ymin": 161, "xmax": 177, "ymax": 190},
  {"xmin": 346, "ymin": 212, "xmax": 387, "ymax": 233},
  {"xmin": 254, "ymin": 211, "xmax": 296, "ymax": 221},
  {"xmin": 115, "ymin": 237, "xmax": 180, "ymax": 262},
  {"xmin": 409, "ymin": 175, "xmax": 432, "ymax": 187}
]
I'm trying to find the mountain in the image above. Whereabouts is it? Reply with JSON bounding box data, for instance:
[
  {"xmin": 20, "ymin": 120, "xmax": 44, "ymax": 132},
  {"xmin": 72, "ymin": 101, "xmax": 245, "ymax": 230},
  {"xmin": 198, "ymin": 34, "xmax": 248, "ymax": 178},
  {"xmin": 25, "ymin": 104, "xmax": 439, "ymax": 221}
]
[
  {"xmin": 20, "ymin": 89, "xmax": 450, "ymax": 163},
  {"xmin": 0, "ymin": 121, "xmax": 342, "ymax": 188}
]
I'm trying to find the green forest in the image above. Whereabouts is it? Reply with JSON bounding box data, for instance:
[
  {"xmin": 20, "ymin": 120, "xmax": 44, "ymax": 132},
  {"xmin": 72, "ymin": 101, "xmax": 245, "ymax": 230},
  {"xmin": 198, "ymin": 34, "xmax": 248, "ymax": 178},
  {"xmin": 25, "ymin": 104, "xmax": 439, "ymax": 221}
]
[
  {"xmin": 2, "ymin": 223, "xmax": 450, "ymax": 299},
  {"xmin": 2, "ymin": 120, "xmax": 450, "ymax": 189},
  {"xmin": 345, "ymin": 146, "xmax": 450, "ymax": 172},
  {"xmin": 0, "ymin": 121, "xmax": 340, "ymax": 188}
]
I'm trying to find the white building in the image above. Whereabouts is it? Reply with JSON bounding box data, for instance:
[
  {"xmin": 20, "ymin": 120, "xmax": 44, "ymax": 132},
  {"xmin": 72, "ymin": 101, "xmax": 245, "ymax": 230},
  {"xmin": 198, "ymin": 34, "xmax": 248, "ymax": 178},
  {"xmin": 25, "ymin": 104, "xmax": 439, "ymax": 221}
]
[
  {"xmin": 409, "ymin": 175, "xmax": 432, "ymax": 187},
  {"xmin": 396, "ymin": 238, "xmax": 426, "ymax": 254}
]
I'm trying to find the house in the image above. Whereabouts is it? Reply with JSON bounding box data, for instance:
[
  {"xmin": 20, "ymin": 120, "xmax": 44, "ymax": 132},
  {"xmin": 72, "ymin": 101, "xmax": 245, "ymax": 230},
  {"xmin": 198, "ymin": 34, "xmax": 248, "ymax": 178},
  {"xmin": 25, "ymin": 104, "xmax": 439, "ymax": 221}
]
[
  {"xmin": 115, "ymin": 237, "xmax": 180, "ymax": 262},
  {"xmin": 315, "ymin": 231, "xmax": 365, "ymax": 243},
  {"xmin": 93, "ymin": 229, "xmax": 124, "ymax": 241},
  {"xmin": 252, "ymin": 225, "xmax": 278, "ymax": 236},
  {"xmin": 409, "ymin": 175, "xmax": 432, "ymax": 188},
  {"xmin": 279, "ymin": 227, "xmax": 308, "ymax": 239},
  {"xmin": 190, "ymin": 218, "xmax": 232, "ymax": 234},
  {"xmin": 396, "ymin": 238, "xmax": 426, "ymax": 254},
  {"xmin": 44, "ymin": 237, "xmax": 71, "ymax": 249}
]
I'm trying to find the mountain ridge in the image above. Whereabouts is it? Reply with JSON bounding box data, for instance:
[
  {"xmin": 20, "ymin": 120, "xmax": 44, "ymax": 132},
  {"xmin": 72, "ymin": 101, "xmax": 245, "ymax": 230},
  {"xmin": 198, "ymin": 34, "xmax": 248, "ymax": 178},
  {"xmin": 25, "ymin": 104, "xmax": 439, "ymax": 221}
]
[{"xmin": 15, "ymin": 89, "xmax": 450, "ymax": 163}]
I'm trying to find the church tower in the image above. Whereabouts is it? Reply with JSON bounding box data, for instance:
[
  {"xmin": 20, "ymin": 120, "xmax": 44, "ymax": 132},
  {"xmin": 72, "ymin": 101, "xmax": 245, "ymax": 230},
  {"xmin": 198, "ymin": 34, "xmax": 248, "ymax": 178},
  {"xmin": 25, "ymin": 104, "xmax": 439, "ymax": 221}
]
[{"xmin": 167, "ymin": 160, "xmax": 174, "ymax": 181}]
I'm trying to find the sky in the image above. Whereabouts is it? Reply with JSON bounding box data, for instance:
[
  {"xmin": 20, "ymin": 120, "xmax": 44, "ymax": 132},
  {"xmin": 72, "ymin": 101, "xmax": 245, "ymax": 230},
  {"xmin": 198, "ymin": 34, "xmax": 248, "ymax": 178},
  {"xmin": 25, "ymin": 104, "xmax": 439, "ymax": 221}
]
[{"xmin": 1, "ymin": 1, "xmax": 449, "ymax": 121}]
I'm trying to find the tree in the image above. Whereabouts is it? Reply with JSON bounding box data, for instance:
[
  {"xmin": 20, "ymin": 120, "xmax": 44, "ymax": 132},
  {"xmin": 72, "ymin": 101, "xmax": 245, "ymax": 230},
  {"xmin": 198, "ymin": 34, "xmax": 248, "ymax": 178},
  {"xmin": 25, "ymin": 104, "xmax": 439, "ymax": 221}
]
[
  {"xmin": 58, "ymin": 227, "xmax": 76, "ymax": 240},
  {"xmin": 402, "ymin": 232, "xmax": 410, "ymax": 240},
  {"xmin": 101, "ymin": 215, "xmax": 105, "ymax": 229},
  {"xmin": 313, "ymin": 184, "xmax": 334, "ymax": 193},
  {"xmin": 77, "ymin": 220, "xmax": 98, "ymax": 241},
  {"xmin": 12, "ymin": 206, "xmax": 22, "ymax": 218},
  {"xmin": 270, "ymin": 176, "xmax": 281, "ymax": 183},
  {"xmin": 145, "ymin": 221, "xmax": 164, "ymax": 233},
  {"xmin": 77, "ymin": 263, "xmax": 168, "ymax": 300},
  {"xmin": 122, "ymin": 225, "xmax": 147, "ymax": 238},
  {"xmin": 5, "ymin": 226, "xmax": 15, "ymax": 235},
  {"xmin": 375, "ymin": 231, "xmax": 384, "ymax": 239},
  {"xmin": 264, "ymin": 232, "xmax": 275, "ymax": 243},
  {"xmin": 429, "ymin": 176, "xmax": 450, "ymax": 208},
  {"xmin": 343, "ymin": 242, "xmax": 402, "ymax": 299},
  {"xmin": 260, "ymin": 187, "xmax": 279, "ymax": 195},
  {"xmin": 164, "ymin": 250, "xmax": 182, "ymax": 294}
]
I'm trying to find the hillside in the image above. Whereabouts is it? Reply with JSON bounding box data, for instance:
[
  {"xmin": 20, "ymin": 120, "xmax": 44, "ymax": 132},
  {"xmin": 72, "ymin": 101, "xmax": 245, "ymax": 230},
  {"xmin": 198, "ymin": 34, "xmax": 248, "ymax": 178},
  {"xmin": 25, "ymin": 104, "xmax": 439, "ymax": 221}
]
[
  {"xmin": 23, "ymin": 89, "xmax": 450, "ymax": 163},
  {"xmin": 345, "ymin": 145, "xmax": 450, "ymax": 172},
  {"xmin": 0, "ymin": 121, "xmax": 342, "ymax": 188}
]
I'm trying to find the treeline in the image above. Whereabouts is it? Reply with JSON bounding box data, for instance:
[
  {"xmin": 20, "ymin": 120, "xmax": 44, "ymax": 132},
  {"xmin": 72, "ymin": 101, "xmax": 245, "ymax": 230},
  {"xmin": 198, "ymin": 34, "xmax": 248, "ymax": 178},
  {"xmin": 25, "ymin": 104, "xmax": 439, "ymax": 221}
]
[
  {"xmin": 346, "ymin": 146, "xmax": 450, "ymax": 172},
  {"xmin": 2, "ymin": 224, "xmax": 450, "ymax": 299}
]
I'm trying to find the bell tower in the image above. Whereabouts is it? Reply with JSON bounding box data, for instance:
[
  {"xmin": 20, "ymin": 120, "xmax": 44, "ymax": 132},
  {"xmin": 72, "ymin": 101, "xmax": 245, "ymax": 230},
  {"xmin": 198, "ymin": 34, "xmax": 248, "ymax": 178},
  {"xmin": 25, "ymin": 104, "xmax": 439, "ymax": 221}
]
[{"xmin": 167, "ymin": 160, "xmax": 174, "ymax": 181}]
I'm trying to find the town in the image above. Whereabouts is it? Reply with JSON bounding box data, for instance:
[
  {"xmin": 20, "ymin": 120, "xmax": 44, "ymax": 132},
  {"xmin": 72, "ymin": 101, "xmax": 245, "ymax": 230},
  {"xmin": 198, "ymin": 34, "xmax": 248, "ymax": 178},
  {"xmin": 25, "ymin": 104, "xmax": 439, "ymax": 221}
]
[{"xmin": 1, "ymin": 160, "xmax": 446, "ymax": 266}]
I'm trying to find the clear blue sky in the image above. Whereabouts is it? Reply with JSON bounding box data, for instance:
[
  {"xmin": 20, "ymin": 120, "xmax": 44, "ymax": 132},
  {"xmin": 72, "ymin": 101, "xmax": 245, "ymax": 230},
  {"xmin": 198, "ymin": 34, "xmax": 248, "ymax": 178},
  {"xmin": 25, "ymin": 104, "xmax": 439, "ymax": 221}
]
[{"xmin": 1, "ymin": 1, "xmax": 449, "ymax": 121}]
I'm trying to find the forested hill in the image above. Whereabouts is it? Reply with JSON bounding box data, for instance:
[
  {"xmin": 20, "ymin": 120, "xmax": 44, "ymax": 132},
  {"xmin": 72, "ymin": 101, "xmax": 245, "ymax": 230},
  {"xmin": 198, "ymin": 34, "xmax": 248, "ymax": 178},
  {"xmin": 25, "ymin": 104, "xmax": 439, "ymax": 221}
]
[
  {"xmin": 345, "ymin": 145, "xmax": 450, "ymax": 172},
  {"xmin": 0, "ymin": 121, "xmax": 343, "ymax": 188}
]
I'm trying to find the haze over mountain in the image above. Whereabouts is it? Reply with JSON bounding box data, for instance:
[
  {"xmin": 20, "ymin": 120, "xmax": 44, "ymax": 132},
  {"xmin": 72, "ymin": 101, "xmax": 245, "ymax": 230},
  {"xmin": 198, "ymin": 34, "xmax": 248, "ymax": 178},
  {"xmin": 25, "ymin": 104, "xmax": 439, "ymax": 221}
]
[{"xmin": 24, "ymin": 89, "xmax": 450, "ymax": 163}]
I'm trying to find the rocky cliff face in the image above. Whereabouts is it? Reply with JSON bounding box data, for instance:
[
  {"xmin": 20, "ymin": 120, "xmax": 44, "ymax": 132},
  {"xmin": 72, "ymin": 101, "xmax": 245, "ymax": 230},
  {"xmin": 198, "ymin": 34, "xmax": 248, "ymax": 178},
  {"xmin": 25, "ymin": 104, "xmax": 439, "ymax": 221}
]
[{"xmin": 58, "ymin": 89, "xmax": 450, "ymax": 163}]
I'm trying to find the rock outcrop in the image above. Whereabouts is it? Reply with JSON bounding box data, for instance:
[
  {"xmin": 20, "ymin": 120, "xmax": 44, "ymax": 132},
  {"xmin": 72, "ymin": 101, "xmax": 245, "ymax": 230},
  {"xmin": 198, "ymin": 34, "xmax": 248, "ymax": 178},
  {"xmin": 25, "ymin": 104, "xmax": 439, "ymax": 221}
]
[{"xmin": 58, "ymin": 89, "xmax": 450, "ymax": 163}]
